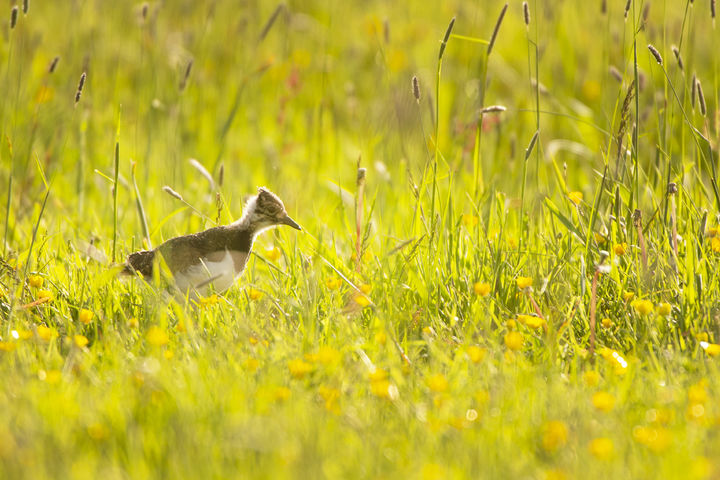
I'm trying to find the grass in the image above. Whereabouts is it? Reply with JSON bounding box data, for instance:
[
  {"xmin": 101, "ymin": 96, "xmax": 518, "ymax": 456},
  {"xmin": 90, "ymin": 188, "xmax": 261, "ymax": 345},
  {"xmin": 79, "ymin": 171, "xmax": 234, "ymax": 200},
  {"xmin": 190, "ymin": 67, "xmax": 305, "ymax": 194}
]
[{"xmin": 1, "ymin": 1, "xmax": 720, "ymax": 478}]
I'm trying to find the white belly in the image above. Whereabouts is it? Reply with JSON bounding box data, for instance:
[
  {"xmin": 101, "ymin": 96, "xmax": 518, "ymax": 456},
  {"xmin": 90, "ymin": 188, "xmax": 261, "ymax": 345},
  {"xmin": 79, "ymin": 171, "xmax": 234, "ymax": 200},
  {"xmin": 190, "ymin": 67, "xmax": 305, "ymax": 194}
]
[{"xmin": 174, "ymin": 249, "xmax": 246, "ymax": 297}]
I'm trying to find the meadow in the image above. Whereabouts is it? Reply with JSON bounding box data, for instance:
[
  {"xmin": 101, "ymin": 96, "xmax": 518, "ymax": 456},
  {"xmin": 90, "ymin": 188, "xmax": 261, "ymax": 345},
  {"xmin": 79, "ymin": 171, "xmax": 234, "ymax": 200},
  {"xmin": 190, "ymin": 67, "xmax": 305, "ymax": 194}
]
[{"xmin": 1, "ymin": 0, "xmax": 720, "ymax": 478}]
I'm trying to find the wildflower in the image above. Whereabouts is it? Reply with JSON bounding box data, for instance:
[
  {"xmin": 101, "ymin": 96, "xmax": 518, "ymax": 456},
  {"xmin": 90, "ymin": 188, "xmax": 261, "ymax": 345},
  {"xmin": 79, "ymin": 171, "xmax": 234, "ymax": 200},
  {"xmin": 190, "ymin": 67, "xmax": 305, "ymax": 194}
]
[
  {"xmin": 592, "ymin": 391, "xmax": 616, "ymax": 412},
  {"xmin": 288, "ymin": 358, "xmax": 313, "ymax": 379},
  {"xmin": 14, "ymin": 329, "xmax": 33, "ymax": 340},
  {"xmin": 272, "ymin": 386, "xmax": 291, "ymax": 401},
  {"xmin": 594, "ymin": 233, "xmax": 607, "ymax": 244},
  {"xmin": 504, "ymin": 331, "xmax": 523, "ymax": 351},
  {"xmin": 316, "ymin": 346, "xmax": 341, "ymax": 365},
  {"xmin": 622, "ymin": 291, "xmax": 635, "ymax": 302},
  {"xmin": 632, "ymin": 426, "xmax": 672, "ymax": 453},
  {"xmin": 688, "ymin": 381, "xmax": 708, "ymax": 404},
  {"xmin": 613, "ymin": 242, "xmax": 628, "ymax": 256},
  {"xmin": 712, "ymin": 237, "xmax": 720, "ymax": 253},
  {"xmin": 522, "ymin": 315, "xmax": 545, "ymax": 329},
  {"xmin": 541, "ymin": 421, "xmax": 568, "ymax": 452},
  {"xmin": 656, "ymin": 302, "xmax": 672, "ymax": 316},
  {"xmin": 247, "ymin": 287, "xmax": 263, "ymax": 300},
  {"xmin": 598, "ymin": 347, "xmax": 628, "ymax": 374},
  {"xmin": 28, "ymin": 274, "xmax": 43, "ymax": 288},
  {"xmin": 601, "ymin": 318, "xmax": 612, "ymax": 328},
  {"xmin": 631, "ymin": 299, "xmax": 653, "ymax": 315},
  {"xmin": 38, "ymin": 369, "xmax": 62, "ymax": 384},
  {"xmin": 128, "ymin": 317, "xmax": 139, "ymax": 329},
  {"xmin": 516, "ymin": 276, "xmax": 533, "ymax": 289},
  {"xmin": 37, "ymin": 289, "xmax": 53, "ymax": 301},
  {"xmin": 73, "ymin": 335, "xmax": 89, "ymax": 348},
  {"xmin": 78, "ymin": 308, "xmax": 94, "ymax": 325},
  {"xmin": 374, "ymin": 331, "xmax": 387, "ymax": 345},
  {"xmin": 506, "ymin": 319, "xmax": 517, "ymax": 330},
  {"xmin": 568, "ymin": 191, "xmax": 583, "ymax": 205},
  {"xmin": 466, "ymin": 345, "xmax": 487, "ymax": 363},
  {"xmin": 244, "ymin": 358, "xmax": 260, "ymax": 372},
  {"xmin": 318, "ymin": 385, "xmax": 341, "ymax": 413},
  {"xmin": 369, "ymin": 369, "xmax": 388, "ymax": 382},
  {"xmin": 370, "ymin": 379, "xmax": 391, "ymax": 398},
  {"xmin": 264, "ymin": 246, "xmax": 281, "ymax": 262},
  {"xmin": 87, "ymin": 423, "xmax": 109, "ymax": 441},
  {"xmin": 0, "ymin": 341, "xmax": 17, "ymax": 352},
  {"xmin": 146, "ymin": 326, "xmax": 169, "ymax": 347},
  {"xmin": 163, "ymin": 350, "xmax": 174, "ymax": 360},
  {"xmin": 198, "ymin": 294, "xmax": 220, "ymax": 307},
  {"xmin": 700, "ymin": 341, "xmax": 720, "ymax": 356},
  {"xmin": 583, "ymin": 370, "xmax": 601, "ymax": 387},
  {"xmin": 354, "ymin": 294, "xmax": 371, "ymax": 307},
  {"xmin": 462, "ymin": 214, "xmax": 479, "ymax": 227},
  {"xmin": 427, "ymin": 373, "xmax": 448, "ymax": 393},
  {"xmin": 473, "ymin": 282, "xmax": 491, "ymax": 296},
  {"xmin": 37, "ymin": 325, "xmax": 58, "ymax": 342},
  {"xmin": 588, "ymin": 437, "xmax": 614, "ymax": 460},
  {"xmin": 325, "ymin": 277, "xmax": 342, "ymax": 290}
]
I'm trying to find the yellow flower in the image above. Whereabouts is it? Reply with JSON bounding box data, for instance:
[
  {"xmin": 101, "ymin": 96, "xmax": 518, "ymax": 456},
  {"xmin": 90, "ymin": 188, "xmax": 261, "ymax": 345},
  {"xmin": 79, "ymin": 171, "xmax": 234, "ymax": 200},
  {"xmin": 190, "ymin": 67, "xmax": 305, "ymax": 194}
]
[
  {"xmin": 601, "ymin": 318, "xmax": 612, "ymax": 328},
  {"xmin": 369, "ymin": 369, "xmax": 388, "ymax": 382},
  {"xmin": 506, "ymin": 319, "xmax": 517, "ymax": 330},
  {"xmin": 473, "ymin": 282, "xmax": 491, "ymax": 296},
  {"xmin": 700, "ymin": 341, "xmax": 720, "ymax": 357},
  {"xmin": 523, "ymin": 315, "xmax": 545, "ymax": 329},
  {"xmin": 244, "ymin": 358, "xmax": 260, "ymax": 372},
  {"xmin": 288, "ymin": 358, "xmax": 313, "ymax": 379},
  {"xmin": 712, "ymin": 237, "xmax": 720, "ymax": 253},
  {"xmin": 198, "ymin": 294, "xmax": 220, "ymax": 307},
  {"xmin": 516, "ymin": 276, "xmax": 533, "ymax": 289},
  {"xmin": 325, "ymin": 277, "xmax": 342, "ymax": 290},
  {"xmin": 632, "ymin": 426, "xmax": 672, "ymax": 453},
  {"xmin": 588, "ymin": 437, "xmax": 614, "ymax": 460},
  {"xmin": 37, "ymin": 325, "xmax": 58, "ymax": 342},
  {"xmin": 247, "ymin": 287, "xmax": 263, "ymax": 300},
  {"xmin": 163, "ymin": 350, "xmax": 174, "ymax": 360},
  {"xmin": 592, "ymin": 391, "xmax": 616, "ymax": 412},
  {"xmin": 37, "ymin": 289, "xmax": 53, "ymax": 302},
  {"xmin": 466, "ymin": 345, "xmax": 487, "ymax": 363},
  {"xmin": 128, "ymin": 317, "xmax": 139, "ymax": 329},
  {"xmin": 316, "ymin": 346, "xmax": 341, "ymax": 365},
  {"xmin": 73, "ymin": 335, "xmax": 89, "ymax": 348},
  {"xmin": 622, "ymin": 291, "xmax": 635, "ymax": 302},
  {"xmin": 656, "ymin": 302, "xmax": 672, "ymax": 316},
  {"xmin": 613, "ymin": 242, "xmax": 628, "ymax": 256},
  {"xmin": 318, "ymin": 385, "xmax": 341, "ymax": 413},
  {"xmin": 541, "ymin": 421, "xmax": 568, "ymax": 452},
  {"xmin": 631, "ymin": 299, "xmax": 654, "ymax": 315},
  {"xmin": 594, "ymin": 232, "xmax": 607, "ymax": 245},
  {"xmin": 146, "ymin": 326, "xmax": 169, "ymax": 347},
  {"xmin": 374, "ymin": 331, "xmax": 387, "ymax": 345},
  {"xmin": 568, "ymin": 191, "xmax": 583, "ymax": 205},
  {"xmin": 504, "ymin": 331, "xmax": 524, "ymax": 351},
  {"xmin": 370, "ymin": 379, "xmax": 391, "ymax": 398},
  {"xmin": 688, "ymin": 381, "xmax": 708, "ymax": 404},
  {"xmin": 583, "ymin": 370, "xmax": 601, "ymax": 387},
  {"xmin": 13, "ymin": 329, "xmax": 33, "ymax": 340},
  {"xmin": 353, "ymin": 292, "xmax": 370, "ymax": 307},
  {"xmin": 272, "ymin": 386, "xmax": 291, "ymax": 402},
  {"xmin": 427, "ymin": 373, "xmax": 448, "ymax": 393},
  {"xmin": 0, "ymin": 341, "xmax": 17, "ymax": 352},
  {"xmin": 78, "ymin": 308, "xmax": 94, "ymax": 325},
  {"xmin": 38, "ymin": 369, "xmax": 62, "ymax": 384},
  {"xmin": 462, "ymin": 214, "xmax": 479, "ymax": 227},
  {"xmin": 264, "ymin": 246, "xmax": 281, "ymax": 262},
  {"xmin": 28, "ymin": 274, "xmax": 44, "ymax": 288}
]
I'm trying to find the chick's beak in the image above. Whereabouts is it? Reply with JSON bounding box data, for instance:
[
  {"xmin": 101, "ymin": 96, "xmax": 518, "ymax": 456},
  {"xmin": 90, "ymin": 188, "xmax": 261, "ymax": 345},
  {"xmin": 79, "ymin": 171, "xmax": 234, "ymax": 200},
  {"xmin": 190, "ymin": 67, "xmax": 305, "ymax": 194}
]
[{"xmin": 280, "ymin": 214, "xmax": 302, "ymax": 230}]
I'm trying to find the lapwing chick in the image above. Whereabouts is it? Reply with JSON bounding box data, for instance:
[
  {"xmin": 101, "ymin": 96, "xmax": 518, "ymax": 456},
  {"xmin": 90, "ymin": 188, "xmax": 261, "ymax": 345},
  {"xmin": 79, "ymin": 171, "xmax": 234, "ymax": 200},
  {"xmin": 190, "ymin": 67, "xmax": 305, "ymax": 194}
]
[{"xmin": 122, "ymin": 187, "xmax": 301, "ymax": 298}]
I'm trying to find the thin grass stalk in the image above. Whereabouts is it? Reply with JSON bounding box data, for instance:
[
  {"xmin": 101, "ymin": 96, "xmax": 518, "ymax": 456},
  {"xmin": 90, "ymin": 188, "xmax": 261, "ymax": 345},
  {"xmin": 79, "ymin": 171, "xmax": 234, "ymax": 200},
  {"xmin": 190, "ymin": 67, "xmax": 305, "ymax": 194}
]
[
  {"xmin": 112, "ymin": 142, "xmax": 119, "ymax": 263},
  {"xmin": 131, "ymin": 161, "xmax": 152, "ymax": 248},
  {"xmin": 355, "ymin": 164, "xmax": 366, "ymax": 274}
]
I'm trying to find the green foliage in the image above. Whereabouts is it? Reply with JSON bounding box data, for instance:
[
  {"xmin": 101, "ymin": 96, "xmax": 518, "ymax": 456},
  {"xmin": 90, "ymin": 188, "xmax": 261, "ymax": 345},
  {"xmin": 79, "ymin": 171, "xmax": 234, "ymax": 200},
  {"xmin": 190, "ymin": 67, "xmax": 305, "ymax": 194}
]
[{"xmin": 1, "ymin": 1, "xmax": 719, "ymax": 478}]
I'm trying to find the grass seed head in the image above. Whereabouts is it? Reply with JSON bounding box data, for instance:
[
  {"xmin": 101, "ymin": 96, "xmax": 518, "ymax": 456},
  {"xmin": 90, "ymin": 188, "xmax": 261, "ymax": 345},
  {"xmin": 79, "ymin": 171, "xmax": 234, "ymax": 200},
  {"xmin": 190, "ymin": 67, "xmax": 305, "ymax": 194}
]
[
  {"xmin": 671, "ymin": 45, "xmax": 683, "ymax": 71},
  {"xmin": 647, "ymin": 44, "xmax": 663, "ymax": 65},
  {"xmin": 696, "ymin": 78, "xmax": 707, "ymax": 116},
  {"xmin": 609, "ymin": 65, "xmax": 622, "ymax": 82},
  {"xmin": 412, "ymin": 75, "xmax": 420, "ymax": 102},
  {"xmin": 438, "ymin": 17, "xmax": 455, "ymax": 60},
  {"xmin": 75, "ymin": 72, "xmax": 87, "ymax": 103},
  {"xmin": 691, "ymin": 73, "xmax": 697, "ymax": 108},
  {"xmin": 624, "ymin": 0, "xmax": 631, "ymax": 19},
  {"xmin": 162, "ymin": 185, "xmax": 184, "ymax": 201},
  {"xmin": 23, "ymin": 0, "xmax": 28, "ymax": 15},
  {"xmin": 487, "ymin": 4, "xmax": 508, "ymax": 56},
  {"xmin": 10, "ymin": 5, "xmax": 18, "ymax": 28},
  {"xmin": 48, "ymin": 56, "xmax": 59, "ymax": 73},
  {"xmin": 522, "ymin": 2, "xmax": 530, "ymax": 26},
  {"xmin": 180, "ymin": 59, "xmax": 193, "ymax": 91}
]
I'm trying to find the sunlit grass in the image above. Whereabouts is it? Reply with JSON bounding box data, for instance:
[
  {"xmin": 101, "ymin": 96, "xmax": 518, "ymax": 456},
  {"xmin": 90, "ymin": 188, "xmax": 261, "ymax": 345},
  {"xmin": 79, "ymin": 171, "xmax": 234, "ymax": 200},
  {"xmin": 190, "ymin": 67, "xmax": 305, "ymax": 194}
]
[{"xmin": 1, "ymin": 0, "xmax": 720, "ymax": 478}]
